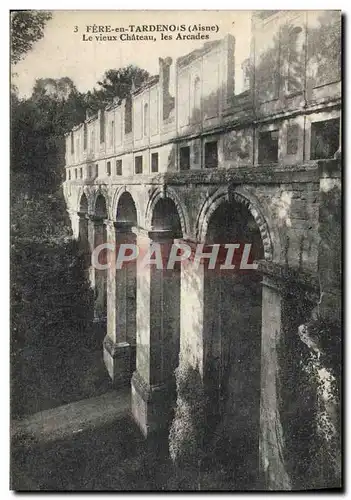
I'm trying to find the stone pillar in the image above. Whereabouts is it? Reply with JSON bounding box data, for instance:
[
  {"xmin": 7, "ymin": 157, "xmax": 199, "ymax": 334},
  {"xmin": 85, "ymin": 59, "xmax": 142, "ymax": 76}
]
[
  {"xmin": 259, "ymin": 276, "xmax": 291, "ymax": 490},
  {"xmin": 69, "ymin": 210, "xmax": 80, "ymax": 239},
  {"xmin": 77, "ymin": 212, "xmax": 90, "ymax": 270},
  {"xmin": 179, "ymin": 255, "xmax": 206, "ymax": 375},
  {"xmin": 87, "ymin": 215, "xmax": 107, "ymax": 323},
  {"xmin": 103, "ymin": 221, "xmax": 136, "ymax": 387},
  {"xmin": 131, "ymin": 229, "xmax": 180, "ymax": 436},
  {"xmin": 318, "ymin": 159, "xmax": 341, "ymax": 323}
]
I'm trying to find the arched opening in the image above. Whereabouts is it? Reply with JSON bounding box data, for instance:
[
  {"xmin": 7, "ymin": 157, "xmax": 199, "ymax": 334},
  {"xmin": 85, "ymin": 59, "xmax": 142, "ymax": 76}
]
[
  {"xmin": 150, "ymin": 197, "xmax": 182, "ymax": 390},
  {"xmin": 115, "ymin": 192, "xmax": 138, "ymax": 377},
  {"xmin": 116, "ymin": 191, "xmax": 138, "ymax": 226},
  {"xmin": 131, "ymin": 195, "xmax": 184, "ymax": 435},
  {"xmin": 151, "ymin": 197, "xmax": 182, "ymax": 237},
  {"xmin": 95, "ymin": 194, "xmax": 107, "ymax": 218},
  {"xmin": 93, "ymin": 194, "xmax": 108, "ymax": 324},
  {"xmin": 203, "ymin": 197, "xmax": 264, "ymax": 487}
]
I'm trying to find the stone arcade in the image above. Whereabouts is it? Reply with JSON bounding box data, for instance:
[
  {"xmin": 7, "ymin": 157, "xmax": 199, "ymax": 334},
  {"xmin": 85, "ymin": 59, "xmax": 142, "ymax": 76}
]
[{"xmin": 63, "ymin": 11, "xmax": 341, "ymax": 490}]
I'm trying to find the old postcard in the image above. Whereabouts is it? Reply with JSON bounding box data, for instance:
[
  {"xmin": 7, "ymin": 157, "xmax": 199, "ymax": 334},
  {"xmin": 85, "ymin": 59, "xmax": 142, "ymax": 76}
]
[{"xmin": 10, "ymin": 10, "xmax": 342, "ymax": 491}]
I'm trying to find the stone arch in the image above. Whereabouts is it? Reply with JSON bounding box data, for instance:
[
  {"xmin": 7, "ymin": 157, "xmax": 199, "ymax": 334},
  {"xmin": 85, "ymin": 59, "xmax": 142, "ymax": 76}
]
[
  {"xmin": 145, "ymin": 186, "xmax": 190, "ymax": 237},
  {"xmin": 79, "ymin": 192, "xmax": 88, "ymax": 213},
  {"xmin": 91, "ymin": 187, "xmax": 109, "ymax": 217},
  {"xmin": 111, "ymin": 186, "xmax": 141, "ymax": 226},
  {"xmin": 196, "ymin": 186, "xmax": 275, "ymax": 262}
]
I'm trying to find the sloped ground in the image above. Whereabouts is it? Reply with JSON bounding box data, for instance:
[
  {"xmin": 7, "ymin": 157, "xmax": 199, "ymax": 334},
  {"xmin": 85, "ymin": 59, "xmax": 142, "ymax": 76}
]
[{"xmin": 11, "ymin": 389, "xmax": 261, "ymax": 492}]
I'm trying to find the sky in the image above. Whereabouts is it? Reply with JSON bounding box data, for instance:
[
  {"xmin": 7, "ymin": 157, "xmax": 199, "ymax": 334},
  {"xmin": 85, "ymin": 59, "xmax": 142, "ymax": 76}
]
[{"xmin": 13, "ymin": 10, "xmax": 252, "ymax": 98}]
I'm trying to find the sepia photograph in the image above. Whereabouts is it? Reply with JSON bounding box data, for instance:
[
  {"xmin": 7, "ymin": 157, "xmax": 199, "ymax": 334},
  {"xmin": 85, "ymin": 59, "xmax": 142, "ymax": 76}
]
[{"xmin": 10, "ymin": 9, "xmax": 342, "ymax": 491}]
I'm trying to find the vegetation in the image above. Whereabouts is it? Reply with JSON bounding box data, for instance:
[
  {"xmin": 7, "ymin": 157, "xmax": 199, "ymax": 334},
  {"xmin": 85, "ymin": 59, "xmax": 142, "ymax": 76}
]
[
  {"xmin": 169, "ymin": 358, "xmax": 206, "ymax": 489},
  {"xmin": 10, "ymin": 12, "xmax": 150, "ymax": 417},
  {"xmin": 11, "ymin": 11, "xmax": 52, "ymax": 65},
  {"xmin": 279, "ymin": 305, "xmax": 341, "ymax": 490}
]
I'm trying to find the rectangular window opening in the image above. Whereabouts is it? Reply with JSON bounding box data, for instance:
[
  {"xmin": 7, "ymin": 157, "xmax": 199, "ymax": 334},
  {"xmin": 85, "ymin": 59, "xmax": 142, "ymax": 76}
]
[
  {"xmin": 258, "ymin": 129, "xmax": 279, "ymax": 164},
  {"xmin": 100, "ymin": 111, "xmax": 105, "ymax": 143},
  {"xmin": 135, "ymin": 155, "xmax": 143, "ymax": 174},
  {"xmin": 95, "ymin": 164, "xmax": 99, "ymax": 177},
  {"xmin": 107, "ymin": 161, "xmax": 111, "ymax": 176},
  {"xmin": 110, "ymin": 121, "xmax": 114, "ymax": 148},
  {"xmin": 151, "ymin": 153, "xmax": 159, "ymax": 173},
  {"xmin": 179, "ymin": 146, "xmax": 190, "ymax": 171},
  {"xmin": 83, "ymin": 123, "xmax": 87, "ymax": 150},
  {"xmin": 310, "ymin": 118, "xmax": 340, "ymax": 160},
  {"xmin": 116, "ymin": 159, "xmax": 122, "ymax": 176},
  {"xmin": 204, "ymin": 141, "xmax": 218, "ymax": 169}
]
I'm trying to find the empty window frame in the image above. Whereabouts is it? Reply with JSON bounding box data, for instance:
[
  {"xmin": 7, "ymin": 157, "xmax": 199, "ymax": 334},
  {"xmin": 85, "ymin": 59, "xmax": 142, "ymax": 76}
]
[
  {"xmin": 116, "ymin": 159, "xmax": 122, "ymax": 175},
  {"xmin": 83, "ymin": 123, "xmax": 88, "ymax": 150},
  {"xmin": 135, "ymin": 155, "xmax": 143, "ymax": 174},
  {"xmin": 179, "ymin": 146, "xmax": 190, "ymax": 171},
  {"xmin": 258, "ymin": 129, "xmax": 279, "ymax": 163},
  {"xmin": 110, "ymin": 121, "xmax": 114, "ymax": 148},
  {"xmin": 151, "ymin": 152, "xmax": 159, "ymax": 173},
  {"xmin": 204, "ymin": 141, "xmax": 218, "ymax": 169},
  {"xmin": 310, "ymin": 118, "xmax": 340, "ymax": 160},
  {"xmin": 125, "ymin": 97, "xmax": 133, "ymax": 135},
  {"xmin": 100, "ymin": 111, "xmax": 105, "ymax": 143}
]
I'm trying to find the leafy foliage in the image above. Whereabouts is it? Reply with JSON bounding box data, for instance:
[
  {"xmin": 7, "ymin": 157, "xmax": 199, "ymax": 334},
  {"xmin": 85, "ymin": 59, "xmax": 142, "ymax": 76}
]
[
  {"xmin": 11, "ymin": 190, "xmax": 96, "ymax": 418},
  {"xmin": 84, "ymin": 66, "xmax": 150, "ymax": 113},
  {"xmin": 279, "ymin": 310, "xmax": 341, "ymax": 490},
  {"xmin": 169, "ymin": 359, "xmax": 206, "ymax": 467},
  {"xmin": 11, "ymin": 10, "xmax": 52, "ymax": 65}
]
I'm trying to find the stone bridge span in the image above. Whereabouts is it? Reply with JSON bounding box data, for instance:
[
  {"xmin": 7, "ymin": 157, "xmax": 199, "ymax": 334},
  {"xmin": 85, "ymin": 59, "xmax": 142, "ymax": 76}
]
[{"xmin": 63, "ymin": 12, "xmax": 341, "ymax": 488}]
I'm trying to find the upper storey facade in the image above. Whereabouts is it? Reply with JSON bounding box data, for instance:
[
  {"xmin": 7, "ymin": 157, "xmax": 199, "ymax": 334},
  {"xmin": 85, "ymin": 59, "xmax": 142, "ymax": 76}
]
[{"xmin": 64, "ymin": 10, "xmax": 341, "ymax": 180}]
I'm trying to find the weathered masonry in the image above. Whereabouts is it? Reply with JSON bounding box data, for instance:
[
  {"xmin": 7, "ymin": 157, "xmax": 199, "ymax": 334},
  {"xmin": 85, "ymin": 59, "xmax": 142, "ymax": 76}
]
[{"xmin": 63, "ymin": 11, "xmax": 341, "ymax": 490}]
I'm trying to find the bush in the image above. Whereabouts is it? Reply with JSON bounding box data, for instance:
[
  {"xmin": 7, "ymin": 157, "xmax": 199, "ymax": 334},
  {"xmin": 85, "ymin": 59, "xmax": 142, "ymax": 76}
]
[{"xmin": 169, "ymin": 359, "xmax": 206, "ymax": 468}]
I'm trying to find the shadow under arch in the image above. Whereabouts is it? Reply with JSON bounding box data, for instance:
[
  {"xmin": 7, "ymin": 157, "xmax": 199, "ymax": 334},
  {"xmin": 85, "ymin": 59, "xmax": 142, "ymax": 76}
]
[
  {"xmin": 111, "ymin": 187, "xmax": 142, "ymax": 228},
  {"xmin": 113, "ymin": 189, "xmax": 139, "ymax": 376},
  {"xmin": 77, "ymin": 192, "xmax": 90, "ymax": 266},
  {"xmin": 93, "ymin": 193, "xmax": 108, "ymax": 219},
  {"xmin": 116, "ymin": 191, "xmax": 138, "ymax": 227},
  {"xmin": 90, "ymin": 192, "xmax": 108, "ymax": 326},
  {"xmin": 195, "ymin": 185, "xmax": 268, "ymax": 486},
  {"xmin": 145, "ymin": 186, "xmax": 190, "ymax": 237}
]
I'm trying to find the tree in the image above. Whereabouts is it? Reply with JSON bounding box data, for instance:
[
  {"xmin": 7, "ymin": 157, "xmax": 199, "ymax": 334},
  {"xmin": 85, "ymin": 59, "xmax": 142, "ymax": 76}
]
[
  {"xmin": 11, "ymin": 10, "xmax": 52, "ymax": 65},
  {"xmin": 32, "ymin": 77, "xmax": 76, "ymax": 100},
  {"xmin": 11, "ymin": 77, "xmax": 88, "ymax": 195},
  {"xmin": 85, "ymin": 65, "xmax": 150, "ymax": 112}
]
